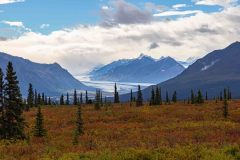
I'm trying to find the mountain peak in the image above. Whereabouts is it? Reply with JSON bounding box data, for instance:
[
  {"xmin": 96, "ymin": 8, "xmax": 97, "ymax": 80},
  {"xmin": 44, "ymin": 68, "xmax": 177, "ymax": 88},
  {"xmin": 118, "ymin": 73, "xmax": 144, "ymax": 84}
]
[
  {"xmin": 226, "ymin": 41, "xmax": 240, "ymax": 49},
  {"xmin": 137, "ymin": 53, "xmax": 154, "ymax": 60}
]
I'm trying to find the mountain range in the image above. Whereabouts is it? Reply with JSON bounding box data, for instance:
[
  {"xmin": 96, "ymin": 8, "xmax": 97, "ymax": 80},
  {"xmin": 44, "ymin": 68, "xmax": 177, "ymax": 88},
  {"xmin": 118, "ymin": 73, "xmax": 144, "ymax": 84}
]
[
  {"xmin": 0, "ymin": 52, "xmax": 94, "ymax": 96},
  {"xmin": 120, "ymin": 41, "xmax": 240, "ymax": 101},
  {"xmin": 90, "ymin": 54, "xmax": 185, "ymax": 83}
]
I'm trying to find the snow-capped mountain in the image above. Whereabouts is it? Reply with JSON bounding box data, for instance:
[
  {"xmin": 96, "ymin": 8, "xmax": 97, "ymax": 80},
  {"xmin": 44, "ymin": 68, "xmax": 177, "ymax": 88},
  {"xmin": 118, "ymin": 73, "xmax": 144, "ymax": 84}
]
[
  {"xmin": 120, "ymin": 41, "xmax": 240, "ymax": 101},
  {"xmin": 90, "ymin": 54, "xmax": 185, "ymax": 83},
  {"xmin": 0, "ymin": 52, "xmax": 94, "ymax": 96}
]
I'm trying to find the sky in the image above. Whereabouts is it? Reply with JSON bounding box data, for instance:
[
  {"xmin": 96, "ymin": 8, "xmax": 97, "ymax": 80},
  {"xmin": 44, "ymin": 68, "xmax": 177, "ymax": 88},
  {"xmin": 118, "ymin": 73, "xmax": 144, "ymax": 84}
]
[{"xmin": 0, "ymin": 0, "xmax": 239, "ymax": 75}]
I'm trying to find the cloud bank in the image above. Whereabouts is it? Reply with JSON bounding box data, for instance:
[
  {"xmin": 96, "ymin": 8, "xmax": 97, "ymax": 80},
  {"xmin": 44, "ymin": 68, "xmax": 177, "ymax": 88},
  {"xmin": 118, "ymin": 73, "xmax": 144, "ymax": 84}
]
[{"xmin": 0, "ymin": 0, "xmax": 239, "ymax": 76}]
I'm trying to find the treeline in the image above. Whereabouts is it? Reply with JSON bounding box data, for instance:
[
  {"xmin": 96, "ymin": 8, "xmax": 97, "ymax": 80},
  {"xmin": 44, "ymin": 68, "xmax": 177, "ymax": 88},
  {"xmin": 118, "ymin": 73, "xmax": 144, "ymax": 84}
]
[{"xmin": 0, "ymin": 62, "xmax": 83, "ymax": 143}]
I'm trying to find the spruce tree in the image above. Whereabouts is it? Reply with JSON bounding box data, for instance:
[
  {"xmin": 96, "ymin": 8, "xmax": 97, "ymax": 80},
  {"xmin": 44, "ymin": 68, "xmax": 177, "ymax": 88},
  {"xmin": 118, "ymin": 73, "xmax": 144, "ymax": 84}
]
[
  {"xmin": 150, "ymin": 87, "xmax": 155, "ymax": 106},
  {"xmin": 3, "ymin": 62, "xmax": 25, "ymax": 139},
  {"xmin": 155, "ymin": 87, "xmax": 160, "ymax": 105},
  {"xmin": 114, "ymin": 83, "xmax": 120, "ymax": 103},
  {"xmin": 197, "ymin": 90, "xmax": 204, "ymax": 104},
  {"xmin": 76, "ymin": 105, "xmax": 84, "ymax": 135},
  {"xmin": 33, "ymin": 105, "xmax": 46, "ymax": 137},
  {"xmin": 172, "ymin": 91, "xmax": 177, "ymax": 103},
  {"xmin": 38, "ymin": 93, "xmax": 41, "ymax": 105},
  {"xmin": 130, "ymin": 89, "xmax": 133, "ymax": 103},
  {"xmin": 136, "ymin": 85, "xmax": 143, "ymax": 107},
  {"xmin": 191, "ymin": 89, "xmax": 195, "ymax": 104},
  {"xmin": 73, "ymin": 105, "xmax": 84, "ymax": 145},
  {"xmin": 34, "ymin": 89, "xmax": 38, "ymax": 107},
  {"xmin": 166, "ymin": 91, "xmax": 170, "ymax": 104},
  {"xmin": 94, "ymin": 90, "xmax": 101, "ymax": 110},
  {"xmin": 224, "ymin": 88, "xmax": 227, "ymax": 100},
  {"xmin": 41, "ymin": 93, "xmax": 45, "ymax": 105},
  {"xmin": 85, "ymin": 90, "xmax": 88, "ymax": 104},
  {"xmin": 26, "ymin": 83, "xmax": 34, "ymax": 111},
  {"xmin": 74, "ymin": 89, "xmax": 77, "ymax": 105},
  {"xmin": 60, "ymin": 94, "xmax": 64, "ymax": 105},
  {"xmin": 159, "ymin": 87, "xmax": 162, "ymax": 105},
  {"xmin": 80, "ymin": 92, "xmax": 83, "ymax": 104},
  {"xmin": 66, "ymin": 93, "xmax": 70, "ymax": 105},
  {"xmin": 48, "ymin": 97, "xmax": 51, "ymax": 105}
]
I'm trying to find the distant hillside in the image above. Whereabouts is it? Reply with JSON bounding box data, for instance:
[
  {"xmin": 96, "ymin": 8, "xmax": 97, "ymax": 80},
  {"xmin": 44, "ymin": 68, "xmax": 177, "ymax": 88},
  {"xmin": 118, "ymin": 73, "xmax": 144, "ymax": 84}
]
[
  {"xmin": 120, "ymin": 41, "xmax": 240, "ymax": 101},
  {"xmin": 90, "ymin": 54, "xmax": 185, "ymax": 83},
  {"xmin": 0, "ymin": 52, "xmax": 94, "ymax": 96}
]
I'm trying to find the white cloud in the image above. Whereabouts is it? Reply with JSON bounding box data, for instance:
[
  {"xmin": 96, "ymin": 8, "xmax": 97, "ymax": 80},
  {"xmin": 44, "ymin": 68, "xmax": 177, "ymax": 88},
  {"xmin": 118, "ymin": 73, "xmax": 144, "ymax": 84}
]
[
  {"xmin": 101, "ymin": 5, "xmax": 109, "ymax": 10},
  {"xmin": 0, "ymin": 0, "xmax": 24, "ymax": 4},
  {"xmin": 194, "ymin": 0, "xmax": 238, "ymax": 7},
  {"xmin": 154, "ymin": 10, "xmax": 203, "ymax": 17},
  {"xmin": 172, "ymin": 4, "xmax": 187, "ymax": 9},
  {"xmin": 0, "ymin": 3, "xmax": 239, "ymax": 76},
  {"xmin": 40, "ymin": 24, "xmax": 50, "ymax": 29},
  {"xmin": 2, "ymin": 21, "xmax": 24, "ymax": 27}
]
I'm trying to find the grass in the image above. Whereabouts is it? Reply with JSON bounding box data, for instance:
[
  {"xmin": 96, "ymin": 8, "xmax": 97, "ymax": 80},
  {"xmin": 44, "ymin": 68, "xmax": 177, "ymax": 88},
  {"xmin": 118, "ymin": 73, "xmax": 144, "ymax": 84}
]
[{"xmin": 1, "ymin": 100, "xmax": 240, "ymax": 159}]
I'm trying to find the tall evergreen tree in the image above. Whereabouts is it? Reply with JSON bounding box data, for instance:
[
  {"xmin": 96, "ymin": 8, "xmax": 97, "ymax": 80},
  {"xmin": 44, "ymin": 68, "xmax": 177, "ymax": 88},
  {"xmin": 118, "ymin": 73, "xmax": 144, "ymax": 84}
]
[
  {"xmin": 197, "ymin": 90, "xmax": 204, "ymax": 104},
  {"xmin": 155, "ymin": 87, "xmax": 160, "ymax": 105},
  {"xmin": 73, "ymin": 105, "xmax": 84, "ymax": 145},
  {"xmin": 48, "ymin": 97, "xmax": 51, "ymax": 105},
  {"xmin": 80, "ymin": 92, "xmax": 83, "ymax": 105},
  {"xmin": 3, "ymin": 62, "xmax": 25, "ymax": 139},
  {"xmin": 159, "ymin": 87, "xmax": 162, "ymax": 105},
  {"xmin": 130, "ymin": 89, "xmax": 133, "ymax": 103},
  {"xmin": 74, "ymin": 89, "xmax": 77, "ymax": 105},
  {"xmin": 224, "ymin": 88, "xmax": 227, "ymax": 100},
  {"xmin": 76, "ymin": 105, "xmax": 83, "ymax": 135},
  {"xmin": 60, "ymin": 94, "xmax": 64, "ymax": 105},
  {"xmin": 33, "ymin": 105, "xmax": 46, "ymax": 137},
  {"xmin": 191, "ymin": 89, "xmax": 195, "ymax": 104},
  {"xmin": 26, "ymin": 83, "xmax": 34, "ymax": 111},
  {"xmin": 38, "ymin": 93, "xmax": 41, "ymax": 105},
  {"xmin": 94, "ymin": 90, "xmax": 101, "ymax": 110},
  {"xmin": 172, "ymin": 91, "xmax": 177, "ymax": 103},
  {"xmin": 166, "ymin": 91, "xmax": 170, "ymax": 104},
  {"xmin": 66, "ymin": 93, "xmax": 70, "ymax": 105},
  {"xmin": 114, "ymin": 83, "xmax": 120, "ymax": 103},
  {"xmin": 34, "ymin": 89, "xmax": 38, "ymax": 107},
  {"xmin": 85, "ymin": 90, "xmax": 88, "ymax": 104},
  {"xmin": 205, "ymin": 91, "xmax": 208, "ymax": 101},
  {"xmin": 136, "ymin": 85, "xmax": 143, "ymax": 107},
  {"xmin": 150, "ymin": 87, "xmax": 155, "ymax": 105},
  {"xmin": 220, "ymin": 91, "xmax": 223, "ymax": 101},
  {"xmin": 41, "ymin": 93, "xmax": 45, "ymax": 105}
]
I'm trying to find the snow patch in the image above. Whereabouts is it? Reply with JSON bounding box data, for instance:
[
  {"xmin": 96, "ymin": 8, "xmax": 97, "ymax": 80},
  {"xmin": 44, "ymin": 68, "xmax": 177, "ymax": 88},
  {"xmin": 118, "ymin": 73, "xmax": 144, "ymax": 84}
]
[{"xmin": 201, "ymin": 59, "xmax": 219, "ymax": 71}]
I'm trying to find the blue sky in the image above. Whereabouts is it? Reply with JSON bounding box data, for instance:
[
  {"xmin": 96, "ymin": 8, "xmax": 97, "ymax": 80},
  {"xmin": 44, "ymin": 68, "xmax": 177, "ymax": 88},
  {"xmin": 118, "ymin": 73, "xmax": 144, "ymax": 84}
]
[
  {"xmin": 0, "ymin": 0, "xmax": 224, "ymax": 36},
  {"xmin": 0, "ymin": 0, "xmax": 239, "ymax": 75}
]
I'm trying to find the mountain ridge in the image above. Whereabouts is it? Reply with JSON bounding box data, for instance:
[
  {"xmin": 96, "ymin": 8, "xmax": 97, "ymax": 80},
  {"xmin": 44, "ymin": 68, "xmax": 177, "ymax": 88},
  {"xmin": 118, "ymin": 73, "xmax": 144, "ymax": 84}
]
[
  {"xmin": 0, "ymin": 51, "xmax": 94, "ymax": 96},
  {"xmin": 90, "ymin": 54, "xmax": 185, "ymax": 83}
]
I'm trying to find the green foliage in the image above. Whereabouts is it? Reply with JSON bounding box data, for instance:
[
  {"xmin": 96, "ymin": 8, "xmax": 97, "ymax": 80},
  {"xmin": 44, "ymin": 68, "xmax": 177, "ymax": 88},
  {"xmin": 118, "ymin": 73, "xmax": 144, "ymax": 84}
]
[
  {"xmin": 114, "ymin": 83, "xmax": 120, "ymax": 103},
  {"xmin": 136, "ymin": 85, "xmax": 143, "ymax": 107},
  {"xmin": 74, "ymin": 89, "xmax": 77, "ymax": 105},
  {"xmin": 95, "ymin": 90, "xmax": 101, "ymax": 110},
  {"xmin": 26, "ymin": 83, "xmax": 34, "ymax": 111},
  {"xmin": 172, "ymin": 91, "xmax": 177, "ymax": 103},
  {"xmin": 2, "ymin": 62, "xmax": 25, "ymax": 139},
  {"xmin": 73, "ymin": 105, "xmax": 84, "ymax": 145},
  {"xmin": 66, "ymin": 92, "xmax": 70, "ymax": 105},
  {"xmin": 60, "ymin": 94, "xmax": 64, "ymax": 105},
  {"xmin": 33, "ymin": 105, "xmax": 47, "ymax": 137}
]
